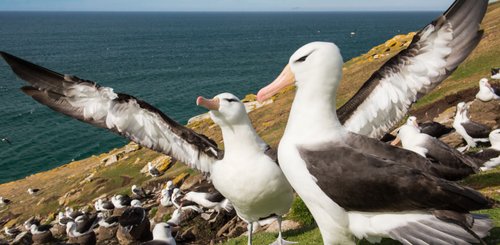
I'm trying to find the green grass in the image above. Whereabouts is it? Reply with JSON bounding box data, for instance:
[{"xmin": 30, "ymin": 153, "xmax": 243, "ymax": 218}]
[
  {"xmin": 222, "ymin": 225, "xmax": 322, "ymax": 245},
  {"xmin": 287, "ymin": 197, "xmax": 315, "ymax": 226}
]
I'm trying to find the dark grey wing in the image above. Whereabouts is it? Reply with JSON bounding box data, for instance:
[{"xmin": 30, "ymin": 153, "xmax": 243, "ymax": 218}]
[
  {"xmin": 150, "ymin": 168, "xmax": 161, "ymax": 177},
  {"xmin": 345, "ymin": 132, "xmax": 473, "ymax": 180},
  {"xmin": 101, "ymin": 201, "xmax": 115, "ymax": 210},
  {"xmin": 205, "ymin": 191, "xmax": 225, "ymax": 203},
  {"xmin": 0, "ymin": 51, "xmax": 222, "ymax": 174},
  {"xmin": 468, "ymin": 149, "xmax": 500, "ymax": 164},
  {"xmin": 462, "ymin": 121, "xmax": 491, "ymax": 138},
  {"xmin": 119, "ymin": 207, "xmax": 145, "ymax": 227},
  {"xmin": 419, "ymin": 122, "xmax": 454, "ymax": 138},
  {"xmin": 76, "ymin": 213, "xmax": 97, "ymax": 233},
  {"xmin": 297, "ymin": 142, "xmax": 492, "ymax": 212},
  {"xmin": 339, "ymin": 0, "xmax": 487, "ymax": 139},
  {"xmin": 422, "ymin": 135, "xmax": 479, "ymax": 174}
]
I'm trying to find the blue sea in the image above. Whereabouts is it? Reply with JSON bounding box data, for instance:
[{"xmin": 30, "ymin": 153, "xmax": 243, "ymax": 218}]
[{"xmin": 0, "ymin": 11, "xmax": 438, "ymax": 183}]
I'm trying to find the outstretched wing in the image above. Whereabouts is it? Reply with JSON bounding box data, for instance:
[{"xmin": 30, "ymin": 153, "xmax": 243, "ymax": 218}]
[
  {"xmin": 338, "ymin": 0, "xmax": 488, "ymax": 138},
  {"xmin": 1, "ymin": 51, "xmax": 222, "ymax": 174}
]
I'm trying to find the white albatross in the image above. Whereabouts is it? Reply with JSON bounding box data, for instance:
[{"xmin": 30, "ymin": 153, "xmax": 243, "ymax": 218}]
[
  {"xmin": 469, "ymin": 129, "xmax": 500, "ymax": 171},
  {"xmin": 142, "ymin": 222, "xmax": 177, "ymax": 245},
  {"xmin": 453, "ymin": 101, "xmax": 491, "ymax": 150},
  {"xmin": 391, "ymin": 116, "xmax": 478, "ymax": 180},
  {"xmin": 475, "ymin": 78, "xmax": 500, "ymax": 102},
  {"xmin": 256, "ymin": 40, "xmax": 494, "ymax": 245},
  {"xmin": 0, "ymin": 54, "xmax": 293, "ymax": 245}
]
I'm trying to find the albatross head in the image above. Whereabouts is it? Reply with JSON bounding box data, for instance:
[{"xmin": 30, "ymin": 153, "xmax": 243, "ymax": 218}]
[
  {"xmin": 455, "ymin": 102, "xmax": 469, "ymax": 119},
  {"xmin": 152, "ymin": 222, "xmax": 175, "ymax": 241},
  {"xmin": 197, "ymin": 93, "xmax": 248, "ymax": 127},
  {"xmin": 257, "ymin": 42, "xmax": 343, "ymax": 102},
  {"xmin": 406, "ymin": 116, "xmax": 419, "ymax": 128},
  {"xmin": 479, "ymin": 78, "xmax": 491, "ymax": 90},
  {"xmin": 489, "ymin": 129, "xmax": 500, "ymax": 148}
]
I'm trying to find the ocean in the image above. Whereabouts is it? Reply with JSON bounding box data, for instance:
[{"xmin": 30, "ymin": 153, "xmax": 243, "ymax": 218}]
[{"xmin": 0, "ymin": 11, "xmax": 438, "ymax": 183}]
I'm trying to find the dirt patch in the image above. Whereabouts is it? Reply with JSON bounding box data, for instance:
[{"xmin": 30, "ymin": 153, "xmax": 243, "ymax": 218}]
[
  {"xmin": 411, "ymin": 88, "xmax": 478, "ymax": 121},
  {"xmin": 120, "ymin": 175, "xmax": 132, "ymax": 187}
]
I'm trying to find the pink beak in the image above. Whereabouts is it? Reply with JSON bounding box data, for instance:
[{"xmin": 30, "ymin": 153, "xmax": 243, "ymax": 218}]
[
  {"xmin": 256, "ymin": 64, "xmax": 295, "ymax": 103},
  {"xmin": 196, "ymin": 96, "xmax": 220, "ymax": 111},
  {"xmin": 486, "ymin": 81, "xmax": 493, "ymax": 90}
]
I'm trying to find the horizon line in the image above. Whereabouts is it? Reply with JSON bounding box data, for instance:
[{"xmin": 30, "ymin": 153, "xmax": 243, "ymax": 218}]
[{"xmin": 0, "ymin": 10, "xmax": 443, "ymax": 13}]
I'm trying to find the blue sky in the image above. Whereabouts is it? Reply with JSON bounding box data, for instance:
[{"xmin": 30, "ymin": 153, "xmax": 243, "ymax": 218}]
[{"xmin": 0, "ymin": 0, "xmax": 460, "ymax": 12}]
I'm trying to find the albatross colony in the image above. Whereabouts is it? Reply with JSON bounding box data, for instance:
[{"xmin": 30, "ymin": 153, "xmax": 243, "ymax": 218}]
[{"xmin": 256, "ymin": 0, "xmax": 493, "ymax": 244}]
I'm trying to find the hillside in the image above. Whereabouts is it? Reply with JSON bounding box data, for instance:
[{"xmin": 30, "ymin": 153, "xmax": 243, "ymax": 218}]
[{"xmin": 1, "ymin": 2, "xmax": 499, "ymax": 244}]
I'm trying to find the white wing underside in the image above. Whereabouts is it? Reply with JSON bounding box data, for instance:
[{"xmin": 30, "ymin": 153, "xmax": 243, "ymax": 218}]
[
  {"xmin": 344, "ymin": 24, "xmax": 453, "ymax": 138},
  {"xmin": 61, "ymin": 83, "xmax": 218, "ymax": 173},
  {"xmin": 340, "ymin": 0, "xmax": 487, "ymax": 138}
]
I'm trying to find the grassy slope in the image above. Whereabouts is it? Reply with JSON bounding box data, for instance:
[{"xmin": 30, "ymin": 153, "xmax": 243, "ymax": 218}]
[{"xmin": 0, "ymin": 2, "xmax": 498, "ymax": 244}]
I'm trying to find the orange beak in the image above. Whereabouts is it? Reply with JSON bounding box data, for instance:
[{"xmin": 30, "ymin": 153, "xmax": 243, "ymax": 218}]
[
  {"xmin": 256, "ymin": 64, "xmax": 295, "ymax": 103},
  {"xmin": 196, "ymin": 96, "xmax": 220, "ymax": 111},
  {"xmin": 390, "ymin": 136, "xmax": 401, "ymax": 146}
]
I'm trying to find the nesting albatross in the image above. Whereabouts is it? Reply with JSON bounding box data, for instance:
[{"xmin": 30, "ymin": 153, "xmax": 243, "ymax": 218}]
[
  {"xmin": 391, "ymin": 116, "xmax": 478, "ymax": 180},
  {"xmin": 475, "ymin": 78, "xmax": 500, "ymax": 102},
  {"xmin": 453, "ymin": 102, "xmax": 491, "ymax": 150}
]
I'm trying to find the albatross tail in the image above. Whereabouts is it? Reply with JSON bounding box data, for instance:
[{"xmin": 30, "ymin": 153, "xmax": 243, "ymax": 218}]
[{"xmin": 349, "ymin": 212, "xmax": 492, "ymax": 245}]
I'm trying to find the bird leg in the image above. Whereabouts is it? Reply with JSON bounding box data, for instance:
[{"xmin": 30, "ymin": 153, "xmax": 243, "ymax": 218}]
[
  {"xmin": 247, "ymin": 222, "xmax": 253, "ymax": 245},
  {"xmin": 270, "ymin": 216, "xmax": 297, "ymax": 245}
]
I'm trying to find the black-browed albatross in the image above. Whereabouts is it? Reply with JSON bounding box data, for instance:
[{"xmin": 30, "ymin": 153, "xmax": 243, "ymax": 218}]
[
  {"xmin": 391, "ymin": 116, "xmax": 478, "ymax": 180},
  {"xmin": 0, "ymin": 53, "xmax": 293, "ymax": 245},
  {"xmin": 476, "ymin": 78, "xmax": 500, "ymax": 102},
  {"xmin": 468, "ymin": 129, "xmax": 500, "ymax": 171},
  {"xmin": 255, "ymin": 1, "xmax": 493, "ymax": 243},
  {"xmin": 256, "ymin": 40, "xmax": 494, "ymax": 245},
  {"xmin": 453, "ymin": 101, "xmax": 491, "ymax": 150}
]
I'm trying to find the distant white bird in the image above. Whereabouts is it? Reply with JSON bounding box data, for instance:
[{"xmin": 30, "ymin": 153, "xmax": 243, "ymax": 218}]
[
  {"xmin": 23, "ymin": 217, "xmax": 40, "ymax": 230},
  {"xmin": 492, "ymin": 68, "xmax": 500, "ymax": 80},
  {"xmin": 57, "ymin": 212, "xmax": 73, "ymax": 226},
  {"xmin": 453, "ymin": 102, "xmax": 491, "ymax": 150},
  {"xmin": 183, "ymin": 191, "xmax": 233, "ymax": 213},
  {"xmin": 95, "ymin": 198, "xmax": 115, "ymax": 212},
  {"xmin": 142, "ymin": 222, "xmax": 177, "ymax": 245},
  {"xmin": 148, "ymin": 162, "xmax": 162, "ymax": 177},
  {"xmin": 475, "ymin": 78, "xmax": 500, "ymax": 102},
  {"xmin": 0, "ymin": 196, "xmax": 10, "ymax": 206},
  {"xmin": 131, "ymin": 199, "xmax": 142, "ymax": 207},
  {"xmin": 160, "ymin": 182, "xmax": 175, "ymax": 207},
  {"xmin": 4, "ymin": 226, "xmax": 20, "ymax": 237},
  {"xmin": 468, "ymin": 129, "xmax": 500, "ymax": 171},
  {"xmin": 111, "ymin": 194, "xmax": 132, "ymax": 208},
  {"xmin": 30, "ymin": 223, "xmax": 54, "ymax": 244},
  {"xmin": 97, "ymin": 213, "xmax": 119, "ymax": 228},
  {"xmin": 27, "ymin": 188, "xmax": 40, "ymax": 195},
  {"xmin": 131, "ymin": 185, "xmax": 147, "ymax": 198},
  {"xmin": 167, "ymin": 207, "xmax": 184, "ymax": 226},
  {"xmin": 118, "ymin": 202, "xmax": 152, "ymax": 242}
]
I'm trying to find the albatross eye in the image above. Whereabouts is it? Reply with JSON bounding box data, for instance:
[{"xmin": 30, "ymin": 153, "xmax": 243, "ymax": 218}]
[
  {"xmin": 295, "ymin": 55, "xmax": 309, "ymax": 63},
  {"xmin": 224, "ymin": 98, "xmax": 239, "ymax": 103}
]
